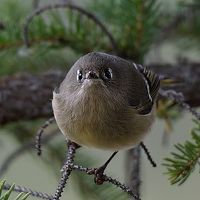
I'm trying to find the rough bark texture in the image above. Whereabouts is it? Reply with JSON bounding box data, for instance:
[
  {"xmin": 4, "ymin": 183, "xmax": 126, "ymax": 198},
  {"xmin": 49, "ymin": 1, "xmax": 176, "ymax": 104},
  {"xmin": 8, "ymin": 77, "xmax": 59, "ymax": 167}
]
[
  {"xmin": 148, "ymin": 60, "xmax": 200, "ymax": 107},
  {"xmin": 0, "ymin": 71, "xmax": 65, "ymax": 125},
  {"xmin": 0, "ymin": 61, "xmax": 200, "ymax": 125}
]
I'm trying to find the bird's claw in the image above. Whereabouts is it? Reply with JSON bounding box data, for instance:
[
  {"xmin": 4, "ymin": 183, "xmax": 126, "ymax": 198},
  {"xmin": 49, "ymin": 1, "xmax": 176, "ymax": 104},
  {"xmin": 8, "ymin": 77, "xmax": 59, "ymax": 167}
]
[
  {"xmin": 94, "ymin": 167, "xmax": 106, "ymax": 185},
  {"xmin": 86, "ymin": 167, "xmax": 106, "ymax": 185}
]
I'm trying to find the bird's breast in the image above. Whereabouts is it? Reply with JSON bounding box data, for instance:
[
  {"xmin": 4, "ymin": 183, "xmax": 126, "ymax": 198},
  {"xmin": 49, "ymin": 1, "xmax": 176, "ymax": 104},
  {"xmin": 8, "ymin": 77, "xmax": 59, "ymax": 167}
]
[{"xmin": 52, "ymin": 86, "xmax": 154, "ymax": 150}]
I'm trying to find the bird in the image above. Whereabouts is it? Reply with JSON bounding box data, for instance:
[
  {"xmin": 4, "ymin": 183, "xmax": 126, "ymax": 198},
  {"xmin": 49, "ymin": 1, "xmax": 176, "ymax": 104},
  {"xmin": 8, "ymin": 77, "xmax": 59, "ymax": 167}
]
[{"xmin": 52, "ymin": 52, "xmax": 160, "ymax": 182}]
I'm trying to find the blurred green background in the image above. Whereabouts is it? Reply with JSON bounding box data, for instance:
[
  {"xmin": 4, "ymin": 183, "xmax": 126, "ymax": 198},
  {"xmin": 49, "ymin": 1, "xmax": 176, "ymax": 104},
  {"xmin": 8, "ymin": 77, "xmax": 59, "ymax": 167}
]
[{"xmin": 0, "ymin": 0, "xmax": 200, "ymax": 199}]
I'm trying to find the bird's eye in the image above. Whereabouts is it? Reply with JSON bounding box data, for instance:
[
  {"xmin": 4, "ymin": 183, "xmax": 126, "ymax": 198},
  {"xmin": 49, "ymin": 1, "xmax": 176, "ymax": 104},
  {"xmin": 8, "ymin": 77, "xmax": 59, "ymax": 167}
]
[
  {"xmin": 103, "ymin": 68, "xmax": 112, "ymax": 80},
  {"xmin": 77, "ymin": 70, "xmax": 84, "ymax": 82}
]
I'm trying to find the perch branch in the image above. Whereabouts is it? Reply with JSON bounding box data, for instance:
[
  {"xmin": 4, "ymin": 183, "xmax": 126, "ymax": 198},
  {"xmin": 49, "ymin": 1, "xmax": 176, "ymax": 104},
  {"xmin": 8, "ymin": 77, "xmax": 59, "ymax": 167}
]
[
  {"xmin": 35, "ymin": 117, "xmax": 55, "ymax": 155},
  {"xmin": 72, "ymin": 164, "xmax": 140, "ymax": 199},
  {"xmin": 2, "ymin": 142, "xmax": 140, "ymax": 200},
  {"xmin": 52, "ymin": 141, "xmax": 78, "ymax": 200}
]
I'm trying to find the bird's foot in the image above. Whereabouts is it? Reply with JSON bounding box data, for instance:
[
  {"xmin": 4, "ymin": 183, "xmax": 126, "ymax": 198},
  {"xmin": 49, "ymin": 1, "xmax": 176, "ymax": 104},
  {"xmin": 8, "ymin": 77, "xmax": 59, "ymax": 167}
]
[
  {"xmin": 94, "ymin": 166, "xmax": 106, "ymax": 185},
  {"xmin": 87, "ymin": 167, "xmax": 106, "ymax": 185}
]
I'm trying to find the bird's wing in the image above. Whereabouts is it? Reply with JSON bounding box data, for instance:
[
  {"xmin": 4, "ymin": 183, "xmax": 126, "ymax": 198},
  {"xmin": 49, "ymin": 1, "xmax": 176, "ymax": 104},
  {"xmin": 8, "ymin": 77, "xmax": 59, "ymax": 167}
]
[{"xmin": 132, "ymin": 63, "xmax": 160, "ymax": 115}]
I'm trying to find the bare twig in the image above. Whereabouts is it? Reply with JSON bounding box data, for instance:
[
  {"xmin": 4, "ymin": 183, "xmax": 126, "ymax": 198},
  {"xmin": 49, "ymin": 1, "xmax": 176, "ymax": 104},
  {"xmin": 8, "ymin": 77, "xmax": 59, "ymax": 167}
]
[
  {"xmin": 0, "ymin": 131, "xmax": 58, "ymax": 178},
  {"xmin": 72, "ymin": 164, "xmax": 140, "ymax": 200},
  {"xmin": 159, "ymin": 89, "xmax": 200, "ymax": 121},
  {"xmin": 3, "ymin": 149, "xmax": 141, "ymax": 200},
  {"xmin": 105, "ymin": 176, "xmax": 140, "ymax": 200},
  {"xmin": 3, "ymin": 183, "xmax": 53, "ymax": 200},
  {"xmin": 52, "ymin": 141, "xmax": 140, "ymax": 200},
  {"xmin": 35, "ymin": 117, "xmax": 55, "ymax": 156},
  {"xmin": 52, "ymin": 142, "xmax": 78, "ymax": 200},
  {"xmin": 23, "ymin": 3, "xmax": 118, "ymax": 53}
]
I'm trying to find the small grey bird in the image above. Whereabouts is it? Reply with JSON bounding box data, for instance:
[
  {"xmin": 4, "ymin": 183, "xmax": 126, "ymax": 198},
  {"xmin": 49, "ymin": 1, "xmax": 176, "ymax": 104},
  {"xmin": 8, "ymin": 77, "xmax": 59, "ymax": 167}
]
[{"xmin": 52, "ymin": 52, "xmax": 160, "ymax": 151}]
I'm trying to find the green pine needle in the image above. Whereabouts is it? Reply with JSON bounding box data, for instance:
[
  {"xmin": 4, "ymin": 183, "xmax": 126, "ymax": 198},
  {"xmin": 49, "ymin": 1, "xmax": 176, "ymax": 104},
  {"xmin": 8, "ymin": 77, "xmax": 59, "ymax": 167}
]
[
  {"xmin": 14, "ymin": 193, "xmax": 25, "ymax": 200},
  {"xmin": 163, "ymin": 120, "xmax": 200, "ymax": 185},
  {"xmin": 0, "ymin": 180, "xmax": 29, "ymax": 200},
  {"xmin": 0, "ymin": 184, "xmax": 15, "ymax": 200},
  {"xmin": 0, "ymin": 180, "xmax": 6, "ymax": 197},
  {"xmin": 14, "ymin": 192, "xmax": 29, "ymax": 200}
]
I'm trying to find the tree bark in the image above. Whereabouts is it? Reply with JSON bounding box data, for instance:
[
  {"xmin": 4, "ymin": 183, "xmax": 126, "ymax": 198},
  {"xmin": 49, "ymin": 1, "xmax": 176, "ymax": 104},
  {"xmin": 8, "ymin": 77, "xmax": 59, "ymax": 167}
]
[
  {"xmin": 0, "ymin": 71, "xmax": 65, "ymax": 125},
  {"xmin": 148, "ymin": 60, "xmax": 200, "ymax": 107},
  {"xmin": 0, "ymin": 61, "xmax": 200, "ymax": 125}
]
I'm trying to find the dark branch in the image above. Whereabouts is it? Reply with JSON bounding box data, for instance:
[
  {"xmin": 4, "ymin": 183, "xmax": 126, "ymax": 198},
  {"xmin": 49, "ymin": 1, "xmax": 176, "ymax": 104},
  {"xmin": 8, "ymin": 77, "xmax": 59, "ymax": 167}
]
[
  {"xmin": 0, "ymin": 70, "xmax": 64, "ymax": 125},
  {"xmin": 147, "ymin": 60, "xmax": 200, "ymax": 107},
  {"xmin": 159, "ymin": 89, "xmax": 200, "ymax": 121},
  {"xmin": 3, "ymin": 183, "xmax": 53, "ymax": 200},
  {"xmin": 1, "ymin": 134, "xmax": 141, "ymax": 200},
  {"xmin": 40, "ymin": 140, "xmax": 140, "ymax": 200},
  {"xmin": 35, "ymin": 117, "xmax": 55, "ymax": 156},
  {"xmin": 52, "ymin": 141, "xmax": 78, "ymax": 200},
  {"xmin": 23, "ymin": 3, "xmax": 118, "ymax": 53},
  {"xmin": 72, "ymin": 164, "xmax": 140, "ymax": 200}
]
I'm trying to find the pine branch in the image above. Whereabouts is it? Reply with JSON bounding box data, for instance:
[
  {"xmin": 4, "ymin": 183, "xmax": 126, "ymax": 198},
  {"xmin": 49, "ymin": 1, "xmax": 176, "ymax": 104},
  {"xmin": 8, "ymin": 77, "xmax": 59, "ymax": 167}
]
[
  {"xmin": 22, "ymin": 3, "xmax": 118, "ymax": 53},
  {"xmin": 72, "ymin": 166, "xmax": 129, "ymax": 200},
  {"xmin": 90, "ymin": 0, "xmax": 160, "ymax": 61},
  {"xmin": 51, "ymin": 142, "xmax": 140, "ymax": 200},
  {"xmin": 0, "ymin": 1, "xmax": 118, "ymax": 64},
  {"xmin": 163, "ymin": 120, "xmax": 200, "ymax": 185},
  {"xmin": 52, "ymin": 141, "xmax": 77, "ymax": 200},
  {"xmin": 157, "ymin": 1, "xmax": 200, "ymax": 45},
  {"xmin": 3, "ymin": 183, "xmax": 52, "ymax": 200},
  {"xmin": 0, "ymin": 180, "xmax": 30, "ymax": 200},
  {"xmin": 159, "ymin": 89, "xmax": 200, "ymax": 121},
  {"xmin": 72, "ymin": 164, "xmax": 140, "ymax": 200}
]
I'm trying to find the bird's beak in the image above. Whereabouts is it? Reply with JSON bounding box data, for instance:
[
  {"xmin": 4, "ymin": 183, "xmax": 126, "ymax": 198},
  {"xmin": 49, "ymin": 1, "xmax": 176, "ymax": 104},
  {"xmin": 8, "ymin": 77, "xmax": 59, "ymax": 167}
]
[{"xmin": 85, "ymin": 71, "xmax": 99, "ymax": 79}]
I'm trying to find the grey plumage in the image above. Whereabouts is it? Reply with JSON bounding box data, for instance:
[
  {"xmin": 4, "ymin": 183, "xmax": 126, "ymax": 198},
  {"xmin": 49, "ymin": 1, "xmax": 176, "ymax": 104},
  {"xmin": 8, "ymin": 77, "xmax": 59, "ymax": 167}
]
[{"xmin": 52, "ymin": 52, "xmax": 160, "ymax": 150}]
